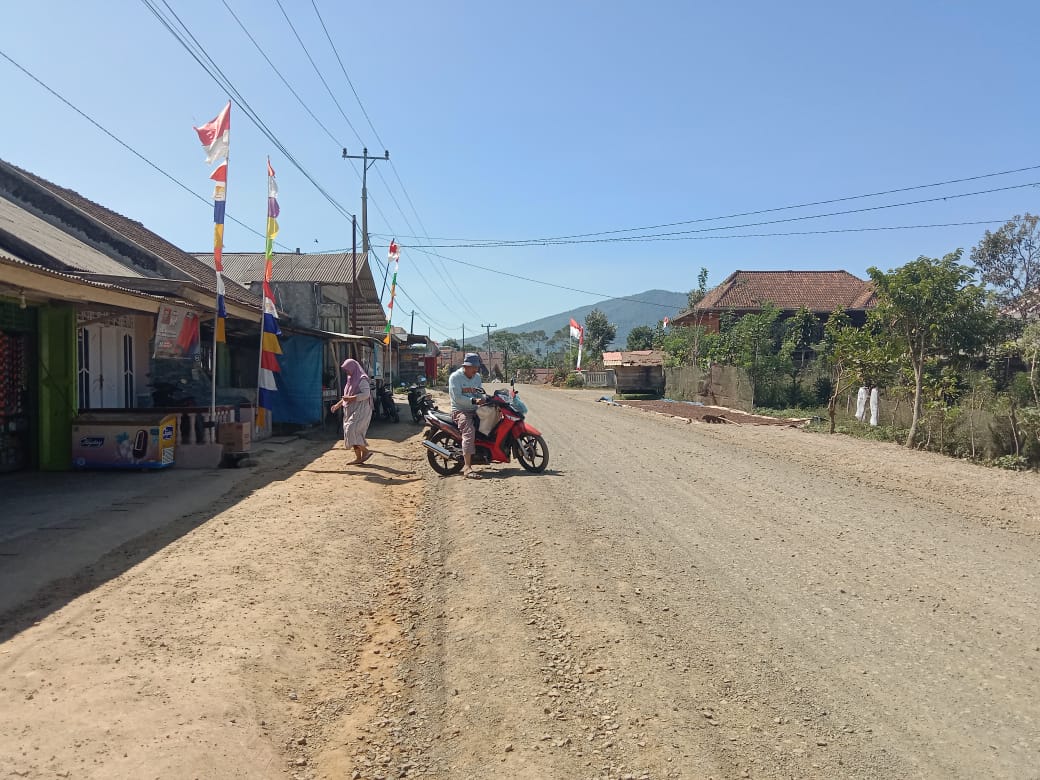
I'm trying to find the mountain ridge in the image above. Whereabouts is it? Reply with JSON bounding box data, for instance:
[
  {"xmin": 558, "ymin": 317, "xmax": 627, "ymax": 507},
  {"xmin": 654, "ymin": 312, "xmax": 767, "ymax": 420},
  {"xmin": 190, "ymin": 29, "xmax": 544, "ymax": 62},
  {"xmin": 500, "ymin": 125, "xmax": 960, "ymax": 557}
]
[{"xmin": 497, "ymin": 289, "xmax": 688, "ymax": 349}]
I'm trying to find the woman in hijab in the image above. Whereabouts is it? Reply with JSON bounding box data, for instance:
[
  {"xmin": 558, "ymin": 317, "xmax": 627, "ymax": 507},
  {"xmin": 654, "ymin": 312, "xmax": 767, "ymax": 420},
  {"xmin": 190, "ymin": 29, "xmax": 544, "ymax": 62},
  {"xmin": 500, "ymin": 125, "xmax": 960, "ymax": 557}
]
[{"xmin": 330, "ymin": 358, "xmax": 374, "ymax": 464}]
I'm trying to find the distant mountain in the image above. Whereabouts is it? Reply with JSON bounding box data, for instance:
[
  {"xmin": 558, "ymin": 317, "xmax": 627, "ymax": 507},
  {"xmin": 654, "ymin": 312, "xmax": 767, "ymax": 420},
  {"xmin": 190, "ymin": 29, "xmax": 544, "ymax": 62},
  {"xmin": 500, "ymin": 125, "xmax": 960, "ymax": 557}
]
[{"xmin": 498, "ymin": 289, "xmax": 688, "ymax": 349}]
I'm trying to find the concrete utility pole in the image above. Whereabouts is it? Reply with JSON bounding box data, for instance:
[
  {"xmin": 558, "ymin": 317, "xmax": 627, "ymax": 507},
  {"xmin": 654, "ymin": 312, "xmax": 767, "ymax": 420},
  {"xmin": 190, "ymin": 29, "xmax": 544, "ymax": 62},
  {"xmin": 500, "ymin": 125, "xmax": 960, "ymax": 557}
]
[
  {"xmin": 343, "ymin": 147, "xmax": 388, "ymax": 370},
  {"xmin": 482, "ymin": 323, "xmax": 497, "ymax": 373},
  {"xmin": 350, "ymin": 215, "xmax": 358, "ymax": 334}
]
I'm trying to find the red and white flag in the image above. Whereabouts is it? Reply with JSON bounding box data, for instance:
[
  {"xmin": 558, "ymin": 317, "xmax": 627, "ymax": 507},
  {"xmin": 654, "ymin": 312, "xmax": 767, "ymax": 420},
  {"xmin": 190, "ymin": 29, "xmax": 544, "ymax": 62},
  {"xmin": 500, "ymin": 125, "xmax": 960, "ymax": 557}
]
[
  {"xmin": 193, "ymin": 102, "xmax": 231, "ymax": 165},
  {"xmin": 569, "ymin": 317, "xmax": 584, "ymax": 343}
]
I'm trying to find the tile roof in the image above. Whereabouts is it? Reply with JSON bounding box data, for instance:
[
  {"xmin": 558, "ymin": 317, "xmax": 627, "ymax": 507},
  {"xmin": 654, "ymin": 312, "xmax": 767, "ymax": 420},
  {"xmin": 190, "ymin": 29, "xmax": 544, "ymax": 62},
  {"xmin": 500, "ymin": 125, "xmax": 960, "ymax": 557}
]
[
  {"xmin": 0, "ymin": 160, "xmax": 259, "ymax": 308},
  {"xmin": 695, "ymin": 270, "xmax": 876, "ymax": 313}
]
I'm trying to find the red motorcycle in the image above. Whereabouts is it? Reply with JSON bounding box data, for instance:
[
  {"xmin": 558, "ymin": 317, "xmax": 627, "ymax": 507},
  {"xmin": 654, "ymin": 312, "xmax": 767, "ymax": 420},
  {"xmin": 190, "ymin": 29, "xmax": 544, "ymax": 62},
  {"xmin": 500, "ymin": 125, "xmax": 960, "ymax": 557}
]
[{"xmin": 421, "ymin": 384, "xmax": 549, "ymax": 475}]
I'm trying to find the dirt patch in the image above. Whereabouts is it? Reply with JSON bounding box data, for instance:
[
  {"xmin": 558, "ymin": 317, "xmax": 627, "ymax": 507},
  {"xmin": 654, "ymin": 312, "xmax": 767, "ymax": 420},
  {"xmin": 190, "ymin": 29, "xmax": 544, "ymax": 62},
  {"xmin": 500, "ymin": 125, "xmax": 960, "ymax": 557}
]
[{"xmin": 614, "ymin": 398, "xmax": 808, "ymax": 426}]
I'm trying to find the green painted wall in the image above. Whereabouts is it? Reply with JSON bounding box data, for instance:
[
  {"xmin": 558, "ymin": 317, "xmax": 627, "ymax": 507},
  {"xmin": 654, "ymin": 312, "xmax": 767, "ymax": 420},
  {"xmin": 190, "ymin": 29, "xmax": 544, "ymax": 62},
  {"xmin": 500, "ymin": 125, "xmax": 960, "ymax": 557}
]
[{"xmin": 37, "ymin": 305, "xmax": 76, "ymax": 471}]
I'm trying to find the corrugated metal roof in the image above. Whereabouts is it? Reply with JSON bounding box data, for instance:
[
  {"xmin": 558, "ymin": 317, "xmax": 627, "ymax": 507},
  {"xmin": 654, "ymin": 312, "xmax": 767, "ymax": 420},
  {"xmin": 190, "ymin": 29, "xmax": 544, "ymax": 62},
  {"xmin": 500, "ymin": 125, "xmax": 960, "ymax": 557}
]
[
  {"xmin": 0, "ymin": 196, "xmax": 144, "ymax": 277},
  {"xmin": 198, "ymin": 252, "xmax": 366, "ymax": 284}
]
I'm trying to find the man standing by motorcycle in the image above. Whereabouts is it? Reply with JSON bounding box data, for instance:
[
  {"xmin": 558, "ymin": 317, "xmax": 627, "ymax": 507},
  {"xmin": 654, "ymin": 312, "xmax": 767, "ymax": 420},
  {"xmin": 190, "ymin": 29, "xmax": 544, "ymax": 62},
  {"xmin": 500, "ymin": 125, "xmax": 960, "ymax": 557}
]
[{"xmin": 449, "ymin": 353, "xmax": 486, "ymax": 479}]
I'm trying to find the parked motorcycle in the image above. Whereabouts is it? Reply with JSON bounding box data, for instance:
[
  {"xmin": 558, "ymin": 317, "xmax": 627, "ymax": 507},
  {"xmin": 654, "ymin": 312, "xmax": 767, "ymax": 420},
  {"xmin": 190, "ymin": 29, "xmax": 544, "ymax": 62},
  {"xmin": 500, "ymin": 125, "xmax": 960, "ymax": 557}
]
[
  {"xmin": 375, "ymin": 382, "xmax": 400, "ymax": 423},
  {"xmin": 421, "ymin": 382, "xmax": 548, "ymax": 474},
  {"xmin": 407, "ymin": 379, "xmax": 437, "ymax": 423}
]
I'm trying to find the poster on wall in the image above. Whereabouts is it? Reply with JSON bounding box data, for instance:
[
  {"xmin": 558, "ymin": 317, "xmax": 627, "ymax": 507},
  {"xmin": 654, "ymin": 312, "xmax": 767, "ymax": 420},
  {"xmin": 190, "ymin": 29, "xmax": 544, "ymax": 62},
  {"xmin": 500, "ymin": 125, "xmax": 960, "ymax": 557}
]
[{"xmin": 153, "ymin": 305, "xmax": 200, "ymax": 359}]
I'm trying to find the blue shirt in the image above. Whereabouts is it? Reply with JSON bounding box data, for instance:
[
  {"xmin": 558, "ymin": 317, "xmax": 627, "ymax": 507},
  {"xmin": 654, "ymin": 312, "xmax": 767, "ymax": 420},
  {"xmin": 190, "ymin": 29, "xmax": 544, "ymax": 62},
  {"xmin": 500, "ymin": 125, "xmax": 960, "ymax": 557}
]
[{"xmin": 448, "ymin": 367, "xmax": 485, "ymax": 413}]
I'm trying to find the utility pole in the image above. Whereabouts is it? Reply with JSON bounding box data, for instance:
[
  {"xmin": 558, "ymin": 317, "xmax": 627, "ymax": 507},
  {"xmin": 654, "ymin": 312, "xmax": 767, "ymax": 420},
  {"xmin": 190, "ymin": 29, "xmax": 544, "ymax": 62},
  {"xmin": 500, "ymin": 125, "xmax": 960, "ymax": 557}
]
[
  {"xmin": 350, "ymin": 215, "xmax": 358, "ymax": 334},
  {"xmin": 461, "ymin": 324, "xmax": 465, "ymax": 353},
  {"xmin": 343, "ymin": 147, "xmax": 389, "ymax": 370},
  {"xmin": 482, "ymin": 323, "xmax": 497, "ymax": 376},
  {"xmin": 410, "ymin": 310, "xmax": 415, "ymax": 335}
]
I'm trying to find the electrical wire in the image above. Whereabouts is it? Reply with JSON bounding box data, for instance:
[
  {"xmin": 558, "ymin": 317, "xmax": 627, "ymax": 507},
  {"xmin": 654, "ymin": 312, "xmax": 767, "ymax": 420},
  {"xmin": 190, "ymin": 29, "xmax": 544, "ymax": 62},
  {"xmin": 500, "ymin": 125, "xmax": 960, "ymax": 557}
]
[
  {"xmin": 387, "ymin": 164, "xmax": 1040, "ymax": 245},
  {"xmin": 0, "ymin": 46, "xmax": 295, "ymax": 250},
  {"xmin": 307, "ymin": 0, "xmax": 483, "ymax": 321},
  {"xmin": 386, "ymin": 181, "xmax": 1040, "ymax": 248}
]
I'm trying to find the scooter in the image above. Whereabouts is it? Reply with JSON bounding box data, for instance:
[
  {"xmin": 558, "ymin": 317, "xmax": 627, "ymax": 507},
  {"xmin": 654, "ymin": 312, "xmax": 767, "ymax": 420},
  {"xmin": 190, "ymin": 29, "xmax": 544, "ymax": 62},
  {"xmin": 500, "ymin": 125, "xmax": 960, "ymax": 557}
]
[
  {"xmin": 407, "ymin": 379, "xmax": 437, "ymax": 423},
  {"xmin": 375, "ymin": 382, "xmax": 400, "ymax": 423},
  {"xmin": 421, "ymin": 382, "xmax": 548, "ymax": 474}
]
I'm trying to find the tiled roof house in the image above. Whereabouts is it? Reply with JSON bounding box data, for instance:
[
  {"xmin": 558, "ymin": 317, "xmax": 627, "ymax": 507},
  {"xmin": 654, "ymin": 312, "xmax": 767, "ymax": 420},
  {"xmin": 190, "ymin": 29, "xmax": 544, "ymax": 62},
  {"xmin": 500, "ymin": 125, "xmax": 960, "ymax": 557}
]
[{"xmin": 671, "ymin": 270, "xmax": 876, "ymax": 332}]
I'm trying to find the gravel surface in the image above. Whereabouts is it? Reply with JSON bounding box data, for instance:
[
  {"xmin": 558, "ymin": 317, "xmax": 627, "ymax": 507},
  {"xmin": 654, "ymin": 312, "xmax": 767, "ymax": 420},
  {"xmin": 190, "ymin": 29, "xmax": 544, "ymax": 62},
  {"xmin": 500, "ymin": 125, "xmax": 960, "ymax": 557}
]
[{"xmin": 2, "ymin": 385, "xmax": 1039, "ymax": 779}]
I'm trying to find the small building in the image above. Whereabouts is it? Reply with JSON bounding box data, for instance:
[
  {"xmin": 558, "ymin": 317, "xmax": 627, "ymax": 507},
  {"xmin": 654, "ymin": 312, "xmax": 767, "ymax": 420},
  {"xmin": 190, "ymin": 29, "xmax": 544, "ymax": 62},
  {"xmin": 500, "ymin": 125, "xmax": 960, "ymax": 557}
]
[{"xmin": 602, "ymin": 350, "xmax": 665, "ymax": 394}]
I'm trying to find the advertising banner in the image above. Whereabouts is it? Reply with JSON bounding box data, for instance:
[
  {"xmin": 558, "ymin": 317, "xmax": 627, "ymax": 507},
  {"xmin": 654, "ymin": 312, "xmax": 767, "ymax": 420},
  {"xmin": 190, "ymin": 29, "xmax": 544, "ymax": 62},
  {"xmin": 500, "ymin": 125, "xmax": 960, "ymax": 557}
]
[{"xmin": 154, "ymin": 305, "xmax": 200, "ymax": 359}]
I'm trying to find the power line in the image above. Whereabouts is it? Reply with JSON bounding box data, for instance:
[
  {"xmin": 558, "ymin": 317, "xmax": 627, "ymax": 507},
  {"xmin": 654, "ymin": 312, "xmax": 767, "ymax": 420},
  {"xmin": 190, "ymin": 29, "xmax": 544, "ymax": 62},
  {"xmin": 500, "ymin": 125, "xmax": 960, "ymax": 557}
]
[
  {"xmin": 0, "ymin": 46, "xmax": 296, "ymax": 250},
  {"xmin": 402, "ymin": 217, "xmax": 1011, "ymax": 311},
  {"xmin": 385, "ymin": 164, "xmax": 1040, "ymax": 246},
  {"xmin": 141, "ymin": 0, "xmax": 355, "ymax": 222},
  {"xmin": 388, "ymin": 181, "xmax": 1040, "ymax": 248},
  {"xmin": 307, "ymin": 0, "xmax": 482, "ymax": 321}
]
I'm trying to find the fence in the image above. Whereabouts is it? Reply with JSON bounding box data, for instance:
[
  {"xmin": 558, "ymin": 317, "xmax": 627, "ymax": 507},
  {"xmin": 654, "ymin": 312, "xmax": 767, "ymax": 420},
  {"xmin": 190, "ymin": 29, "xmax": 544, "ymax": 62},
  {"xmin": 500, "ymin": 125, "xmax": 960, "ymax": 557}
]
[{"xmin": 663, "ymin": 364, "xmax": 754, "ymax": 411}]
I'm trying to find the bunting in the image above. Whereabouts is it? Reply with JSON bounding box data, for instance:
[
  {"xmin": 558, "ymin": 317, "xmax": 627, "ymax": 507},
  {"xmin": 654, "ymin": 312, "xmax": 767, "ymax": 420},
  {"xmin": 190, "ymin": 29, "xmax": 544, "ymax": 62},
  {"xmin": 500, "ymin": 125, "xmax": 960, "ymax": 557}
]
[
  {"xmin": 257, "ymin": 158, "xmax": 283, "ymax": 428},
  {"xmin": 383, "ymin": 240, "xmax": 400, "ymax": 345},
  {"xmin": 193, "ymin": 102, "xmax": 231, "ymax": 343}
]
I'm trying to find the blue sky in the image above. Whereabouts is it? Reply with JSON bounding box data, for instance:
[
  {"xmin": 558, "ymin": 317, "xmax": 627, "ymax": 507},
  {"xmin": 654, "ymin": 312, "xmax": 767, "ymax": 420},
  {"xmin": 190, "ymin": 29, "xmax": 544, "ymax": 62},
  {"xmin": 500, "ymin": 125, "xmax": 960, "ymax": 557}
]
[{"xmin": 3, "ymin": 1, "xmax": 1039, "ymax": 342}]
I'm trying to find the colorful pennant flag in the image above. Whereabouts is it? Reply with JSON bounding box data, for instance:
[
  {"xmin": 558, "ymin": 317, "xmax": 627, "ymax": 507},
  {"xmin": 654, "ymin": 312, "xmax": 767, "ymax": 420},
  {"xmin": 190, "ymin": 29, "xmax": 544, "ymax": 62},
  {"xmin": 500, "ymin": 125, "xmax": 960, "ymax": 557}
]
[
  {"xmin": 383, "ymin": 240, "xmax": 400, "ymax": 345},
  {"xmin": 193, "ymin": 103, "xmax": 231, "ymax": 344},
  {"xmin": 257, "ymin": 159, "xmax": 283, "ymax": 428}
]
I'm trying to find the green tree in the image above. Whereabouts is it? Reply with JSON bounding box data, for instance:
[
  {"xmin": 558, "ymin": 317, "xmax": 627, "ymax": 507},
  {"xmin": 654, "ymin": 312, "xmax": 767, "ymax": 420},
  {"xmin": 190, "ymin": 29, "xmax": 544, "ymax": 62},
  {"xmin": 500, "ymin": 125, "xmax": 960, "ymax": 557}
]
[
  {"xmin": 440, "ymin": 338, "xmax": 460, "ymax": 350},
  {"xmin": 583, "ymin": 309, "xmax": 617, "ymax": 360},
  {"xmin": 780, "ymin": 306, "xmax": 820, "ymax": 406},
  {"xmin": 493, "ymin": 331, "xmax": 530, "ymax": 379},
  {"xmin": 817, "ymin": 309, "xmax": 897, "ymax": 433},
  {"xmin": 868, "ymin": 251, "xmax": 995, "ymax": 447},
  {"xmin": 724, "ymin": 304, "xmax": 782, "ymax": 406},
  {"xmin": 687, "ymin": 267, "xmax": 709, "ymax": 310},
  {"xmin": 970, "ymin": 214, "xmax": 1040, "ymax": 322},
  {"xmin": 626, "ymin": 325, "xmax": 654, "ymax": 350},
  {"xmin": 1019, "ymin": 321, "xmax": 1040, "ymax": 406}
]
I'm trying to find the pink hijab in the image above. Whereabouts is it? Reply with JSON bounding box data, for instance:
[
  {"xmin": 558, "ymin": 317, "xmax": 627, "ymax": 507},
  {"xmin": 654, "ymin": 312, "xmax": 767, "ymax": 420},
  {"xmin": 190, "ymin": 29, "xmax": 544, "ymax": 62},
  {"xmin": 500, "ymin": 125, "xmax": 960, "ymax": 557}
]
[{"xmin": 341, "ymin": 359, "xmax": 368, "ymax": 396}]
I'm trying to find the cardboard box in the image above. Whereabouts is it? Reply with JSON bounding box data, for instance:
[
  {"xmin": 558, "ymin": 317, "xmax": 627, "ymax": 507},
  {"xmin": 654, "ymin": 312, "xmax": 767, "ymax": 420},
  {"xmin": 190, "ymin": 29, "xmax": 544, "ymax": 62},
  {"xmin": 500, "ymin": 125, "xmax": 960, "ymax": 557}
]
[{"xmin": 217, "ymin": 421, "xmax": 251, "ymax": 452}]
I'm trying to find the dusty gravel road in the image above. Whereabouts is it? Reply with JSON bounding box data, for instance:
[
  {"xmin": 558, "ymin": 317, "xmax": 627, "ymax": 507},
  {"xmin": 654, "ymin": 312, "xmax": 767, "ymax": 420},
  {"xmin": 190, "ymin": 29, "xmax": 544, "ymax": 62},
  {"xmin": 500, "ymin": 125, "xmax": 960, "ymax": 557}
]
[{"xmin": 2, "ymin": 385, "xmax": 1039, "ymax": 779}]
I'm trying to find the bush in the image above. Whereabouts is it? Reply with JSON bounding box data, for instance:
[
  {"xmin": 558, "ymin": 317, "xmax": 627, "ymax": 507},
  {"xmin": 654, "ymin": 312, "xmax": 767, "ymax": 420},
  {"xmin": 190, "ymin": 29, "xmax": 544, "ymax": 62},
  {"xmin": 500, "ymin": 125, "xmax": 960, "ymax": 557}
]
[
  {"xmin": 992, "ymin": 454, "xmax": 1030, "ymax": 471},
  {"xmin": 564, "ymin": 372, "xmax": 585, "ymax": 388}
]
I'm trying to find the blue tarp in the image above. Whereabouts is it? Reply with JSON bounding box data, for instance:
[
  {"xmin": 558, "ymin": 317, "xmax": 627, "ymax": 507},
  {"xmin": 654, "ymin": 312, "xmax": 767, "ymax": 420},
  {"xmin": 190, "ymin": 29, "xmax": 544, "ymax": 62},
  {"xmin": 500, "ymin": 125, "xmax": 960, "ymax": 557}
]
[{"xmin": 271, "ymin": 334, "xmax": 323, "ymax": 424}]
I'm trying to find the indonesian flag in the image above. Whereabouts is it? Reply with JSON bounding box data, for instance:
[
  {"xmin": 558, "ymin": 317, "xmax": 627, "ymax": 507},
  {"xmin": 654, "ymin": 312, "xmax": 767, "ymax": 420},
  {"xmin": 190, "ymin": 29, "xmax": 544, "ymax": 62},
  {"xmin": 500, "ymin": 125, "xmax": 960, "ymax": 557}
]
[
  {"xmin": 193, "ymin": 102, "xmax": 231, "ymax": 165},
  {"xmin": 663, "ymin": 316, "xmax": 670, "ymax": 328},
  {"xmin": 569, "ymin": 317, "xmax": 584, "ymax": 343}
]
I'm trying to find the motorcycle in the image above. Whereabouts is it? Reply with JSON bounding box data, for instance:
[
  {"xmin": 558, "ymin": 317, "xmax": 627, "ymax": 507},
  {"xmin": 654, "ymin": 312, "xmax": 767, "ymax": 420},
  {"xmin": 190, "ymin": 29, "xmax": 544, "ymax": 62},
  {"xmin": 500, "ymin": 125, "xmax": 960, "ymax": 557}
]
[
  {"xmin": 421, "ymin": 382, "xmax": 548, "ymax": 475},
  {"xmin": 374, "ymin": 382, "xmax": 400, "ymax": 423},
  {"xmin": 407, "ymin": 379, "xmax": 437, "ymax": 423}
]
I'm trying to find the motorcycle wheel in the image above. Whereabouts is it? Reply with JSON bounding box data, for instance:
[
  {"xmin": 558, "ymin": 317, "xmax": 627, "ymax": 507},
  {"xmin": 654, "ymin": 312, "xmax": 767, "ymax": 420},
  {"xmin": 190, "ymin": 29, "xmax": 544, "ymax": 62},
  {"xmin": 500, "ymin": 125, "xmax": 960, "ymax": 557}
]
[
  {"xmin": 515, "ymin": 433, "xmax": 549, "ymax": 472},
  {"xmin": 426, "ymin": 430, "xmax": 464, "ymax": 475},
  {"xmin": 389, "ymin": 400, "xmax": 399, "ymax": 423}
]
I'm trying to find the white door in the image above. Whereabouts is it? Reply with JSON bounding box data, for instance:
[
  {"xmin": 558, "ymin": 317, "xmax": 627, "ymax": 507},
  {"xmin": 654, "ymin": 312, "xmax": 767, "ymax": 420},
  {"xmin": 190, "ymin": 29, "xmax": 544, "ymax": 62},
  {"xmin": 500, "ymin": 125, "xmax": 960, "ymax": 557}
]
[{"xmin": 80, "ymin": 323, "xmax": 134, "ymax": 408}]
